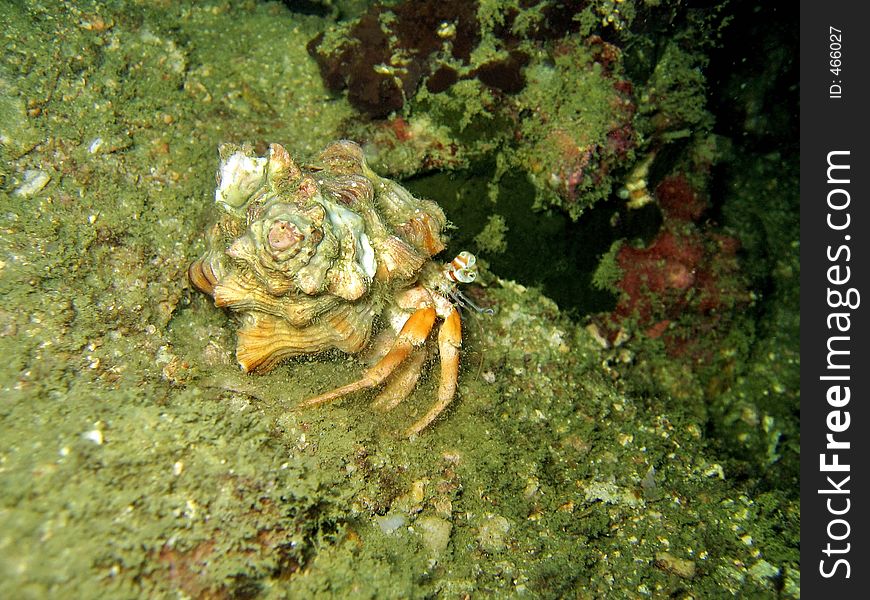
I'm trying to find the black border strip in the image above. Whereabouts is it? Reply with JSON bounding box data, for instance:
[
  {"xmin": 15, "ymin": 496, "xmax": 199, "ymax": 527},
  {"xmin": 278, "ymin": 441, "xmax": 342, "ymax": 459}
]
[{"xmin": 801, "ymin": 2, "xmax": 870, "ymax": 596}]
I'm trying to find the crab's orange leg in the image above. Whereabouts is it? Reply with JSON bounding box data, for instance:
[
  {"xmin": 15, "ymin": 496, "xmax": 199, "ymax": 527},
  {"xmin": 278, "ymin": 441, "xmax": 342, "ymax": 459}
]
[
  {"xmin": 298, "ymin": 306, "xmax": 437, "ymax": 408},
  {"xmin": 371, "ymin": 346, "xmax": 427, "ymax": 412},
  {"xmin": 406, "ymin": 306, "xmax": 461, "ymax": 436}
]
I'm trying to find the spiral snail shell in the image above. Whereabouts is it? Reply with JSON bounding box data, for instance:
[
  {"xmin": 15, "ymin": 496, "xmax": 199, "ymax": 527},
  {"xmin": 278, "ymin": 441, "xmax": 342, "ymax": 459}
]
[{"xmin": 189, "ymin": 140, "xmax": 447, "ymax": 373}]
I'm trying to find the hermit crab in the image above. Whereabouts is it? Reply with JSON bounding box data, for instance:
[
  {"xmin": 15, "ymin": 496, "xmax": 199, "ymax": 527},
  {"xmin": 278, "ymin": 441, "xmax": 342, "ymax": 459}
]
[{"xmin": 189, "ymin": 140, "xmax": 487, "ymax": 435}]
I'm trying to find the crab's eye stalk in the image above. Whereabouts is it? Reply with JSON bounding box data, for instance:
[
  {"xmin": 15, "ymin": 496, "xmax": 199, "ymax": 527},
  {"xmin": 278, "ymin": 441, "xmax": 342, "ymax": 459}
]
[
  {"xmin": 268, "ymin": 220, "xmax": 302, "ymax": 251},
  {"xmin": 442, "ymin": 251, "xmax": 493, "ymax": 315},
  {"xmin": 445, "ymin": 251, "xmax": 479, "ymax": 284}
]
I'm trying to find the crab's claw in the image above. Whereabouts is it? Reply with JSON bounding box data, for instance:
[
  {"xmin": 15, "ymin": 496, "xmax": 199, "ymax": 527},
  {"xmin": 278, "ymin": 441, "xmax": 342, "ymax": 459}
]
[
  {"xmin": 298, "ymin": 306, "xmax": 437, "ymax": 410},
  {"xmin": 297, "ymin": 300, "xmax": 464, "ymax": 437}
]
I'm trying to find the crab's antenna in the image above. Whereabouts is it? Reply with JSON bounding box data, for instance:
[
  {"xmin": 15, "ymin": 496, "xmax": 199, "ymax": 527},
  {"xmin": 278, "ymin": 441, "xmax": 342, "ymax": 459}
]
[{"xmin": 448, "ymin": 288, "xmax": 495, "ymax": 315}]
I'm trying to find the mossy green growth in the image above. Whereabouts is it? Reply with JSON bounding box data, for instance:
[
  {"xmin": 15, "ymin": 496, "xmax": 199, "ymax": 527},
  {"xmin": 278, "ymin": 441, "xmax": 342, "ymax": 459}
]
[
  {"xmin": 636, "ymin": 40, "xmax": 715, "ymax": 139},
  {"xmin": 513, "ymin": 40, "xmax": 634, "ymax": 219},
  {"xmin": 709, "ymin": 152, "xmax": 800, "ymax": 488},
  {"xmin": 592, "ymin": 240, "xmax": 624, "ymax": 293},
  {"xmin": 473, "ymin": 213, "xmax": 509, "ymax": 254},
  {"xmin": 353, "ymin": 2, "xmax": 643, "ymax": 221}
]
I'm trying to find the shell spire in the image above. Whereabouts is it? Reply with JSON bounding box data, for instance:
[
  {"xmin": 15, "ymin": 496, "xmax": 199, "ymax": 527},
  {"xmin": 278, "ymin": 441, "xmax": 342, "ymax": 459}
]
[{"xmin": 267, "ymin": 143, "xmax": 301, "ymax": 190}]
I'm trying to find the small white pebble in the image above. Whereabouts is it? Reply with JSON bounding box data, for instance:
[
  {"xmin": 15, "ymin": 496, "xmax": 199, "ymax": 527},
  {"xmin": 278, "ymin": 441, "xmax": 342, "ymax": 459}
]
[
  {"xmin": 13, "ymin": 170, "xmax": 51, "ymax": 197},
  {"xmin": 375, "ymin": 514, "xmax": 406, "ymax": 535},
  {"xmin": 88, "ymin": 137, "xmax": 104, "ymax": 154},
  {"xmin": 83, "ymin": 429, "xmax": 104, "ymax": 445}
]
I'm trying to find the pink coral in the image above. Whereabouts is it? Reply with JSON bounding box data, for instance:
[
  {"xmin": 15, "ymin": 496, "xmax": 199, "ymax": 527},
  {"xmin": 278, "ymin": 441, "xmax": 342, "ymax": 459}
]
[{"xmin": 599, "ymin": 174, "xmax": 750, "ymax": 362}]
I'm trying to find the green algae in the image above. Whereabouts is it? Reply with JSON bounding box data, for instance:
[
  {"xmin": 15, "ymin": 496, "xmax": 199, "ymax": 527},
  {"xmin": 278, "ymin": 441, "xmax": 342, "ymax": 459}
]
[
  {"xmin": 344, "ymin": 1, "xmax": 727, "ymax": 224},
  {"xmin": 343, "ymin": 2, "xmax": 646, "ymax": 220},
  {"xmin": 512, "ymin": 39, "xmax": 635, "ymax": 219},
  {"xmin": 712, "ymin": 152, "xmax": 801, "ymax": 487},
  {"xmin": 474, "ymin": 214, "xmax": 508, "ymax": 255},
  {"xmin": 636, "ymin": 41, "xmax": 714, "ymax": 141},
  {"xmin": 591, "ymin": 240, "xmax": 624, "ymax": 294},
  {"xmin": 1, "ymin": 1, "xmax": 798, "ymax": 598}
]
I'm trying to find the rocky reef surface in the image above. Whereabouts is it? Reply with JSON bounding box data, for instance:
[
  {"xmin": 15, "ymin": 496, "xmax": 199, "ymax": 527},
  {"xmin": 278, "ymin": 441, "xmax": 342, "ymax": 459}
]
[{"xmin": 0, "ymin": 1, "xmax": 798, "ymax": 597}]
